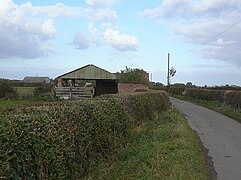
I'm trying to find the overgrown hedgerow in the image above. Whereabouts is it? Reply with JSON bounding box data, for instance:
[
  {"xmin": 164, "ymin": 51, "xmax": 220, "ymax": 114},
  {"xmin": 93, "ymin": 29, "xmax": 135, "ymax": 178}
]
[
  {"xmin": 0, "ymin": 91, "xmax": 170, "ymax": 179},
  {"xmin": 170, "ymin": 87, "xmax": 241, "ymax": 110},
  {"xmin": 105, "ymin": 91, "xmax": 170, "ymax": 125}
]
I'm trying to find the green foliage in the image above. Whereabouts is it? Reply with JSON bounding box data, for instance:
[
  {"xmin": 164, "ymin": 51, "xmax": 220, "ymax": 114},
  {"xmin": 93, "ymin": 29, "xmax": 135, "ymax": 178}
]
[
  {"xmin": 89, "ymin": 110, "xmax": 209, "ymax": 180},
  {"xmin": 119, "ymin": 91, "xmax": 170, "ymax": 125},
  {"xmin": 15, "ymin": 87, "xmax": 35, "ymax": 97},
  {"xmin": 1, "ymin": 100, "xmax": 131, "ymax": 179},
  {"xmin": 169, "ymin": 86, "xmax": 186, "ymax": 95},
  {"xmin": 224, "ymin": 91, "xmax": 241, "ymax": 109},
  {"xmin": 34, "ymin": 85, "xmax": 53, "ymax": 97},
  {"xmin": 0, "ymin": 91, "xmax": 170, "ymax": 179},
  {"xmin": 118, "ymin": 67, "xmax": 149, "ymax": 85},
  {"xmin": 149, "ymin": 82, "xmax": 165, "ymax": 90},
  {"xmin": 185, "ymin": 88, "xmax": 225, "ymax": 102},
  {"xmin": 170, "ymin": 87, "xmax": 241, "ymax": 110},
  {"xmin": 172, "ymin": 94, "xmax": 241, "ymax": 123},
  {"xmin": 0, "ymin": 79, "xmax": 18, "ymax": 99}
]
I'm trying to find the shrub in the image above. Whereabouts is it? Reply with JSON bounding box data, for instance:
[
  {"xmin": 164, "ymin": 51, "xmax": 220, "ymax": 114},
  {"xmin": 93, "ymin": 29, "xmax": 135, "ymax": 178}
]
[
  {"xmin": 0, "ymin": 91, "xmax": 170, "ymax": 179},
  {"xmin": 184, "ymin": 88, "xmax": 241, "ymax": 110},
  {"xmin": 0, "ymin": 79, "xmax": 18, "ymax": 99},
  {"xmin": 169, "ymin": 87, "xmax": 186, "ymax": 95},
  {"xmin": 225, "ymin": 91, "xmax": 241, "ymax": 109},
  {"xmin": 122, "ymin": 91, "xmax": 170, "ymax": 125},
  {"xmin": 34, "ymin": 85, "xmax": 53, "ymax": 97}
]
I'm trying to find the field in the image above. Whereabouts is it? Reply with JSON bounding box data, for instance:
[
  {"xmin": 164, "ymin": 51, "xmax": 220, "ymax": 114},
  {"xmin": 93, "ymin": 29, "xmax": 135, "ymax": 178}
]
[
  {"xmin": 0, "ymin": 86, "xmax": 50, "ymax": 109},
  {"xmin": 0, "ymin": 91, "xmax": 210, "ymax": 179},
  {"xmin": 15, "ymin": 87, "xmax": 36, "ymax": 97}
]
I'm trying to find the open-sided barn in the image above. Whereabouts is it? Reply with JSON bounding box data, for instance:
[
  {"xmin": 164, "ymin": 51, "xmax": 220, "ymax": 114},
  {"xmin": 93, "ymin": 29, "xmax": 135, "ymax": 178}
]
[{"xmin": 56, "ymin": 64, "xmax": 118, "ymax": 98}]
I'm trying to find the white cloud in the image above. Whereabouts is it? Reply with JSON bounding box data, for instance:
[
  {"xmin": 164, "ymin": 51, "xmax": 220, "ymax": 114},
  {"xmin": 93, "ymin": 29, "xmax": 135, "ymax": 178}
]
[
  {"xmin": 88, "ymin": 24, "xmax": 101, "ymax": 46},
  {"xmin": 86, "ymin": 0, "xmax": 116, "ymax": 8},
  {"xmin": 42, "ymin": 20, "xmax": 56, "ymax": 38},
  {"xmin": 213, "ymin": 38, "xmax": 236, "ymax": 46},
  {"xmin": 0, "ymin": 0, "xmax": 82, "ymax": 59},
  {"xmin": 84, "ymin": 0, "xmax": 118, "ymax": 25},
  {"xmin": 72, "ymin": 32, "xmax": 90, "ymax": 50},
  {"xmin": 103, "ymin": 28, "xmax": 138, "ymax": 51},
  {"xmin": 73, "ymin": 0, "xmax": 118, "ymax": 51},
  {"xmin": 88, "ymin": 24, "xmax": 98, "ymax": 37},
  {"xmin": 141, "ymin": 0, "xmax": 241, "ymax": 19},
  {"xmin": 141, "ymin": 0, "xmax": 241, "ymax": 66},
  {"xmin": 31, "ymin": 3, "xmax": 83, "ymax": 18},
  {"xmin": 86, "ymin": 8, "xmax": 117, "ymax": 23}
]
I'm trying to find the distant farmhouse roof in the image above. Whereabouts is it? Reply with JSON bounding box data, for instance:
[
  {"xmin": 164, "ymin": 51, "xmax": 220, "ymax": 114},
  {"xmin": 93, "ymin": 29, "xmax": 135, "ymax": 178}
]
[
  {"xmin": 22, "ymin": 77, "xmax": 50, "ymax": 84},
  {"xmin": 57, "ymin": 64, "xmax": 116, "ymax": 80}
]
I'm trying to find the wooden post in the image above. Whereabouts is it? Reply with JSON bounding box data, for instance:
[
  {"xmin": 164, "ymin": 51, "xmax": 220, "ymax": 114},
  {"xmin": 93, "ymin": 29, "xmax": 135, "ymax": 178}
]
[
  {"xmin": 70, "ymin": 80, "xmax": 73, "ymax": 100},
  {"xmin": 58, "ymin": 78, "xmax": 63, "ymax": 87}
]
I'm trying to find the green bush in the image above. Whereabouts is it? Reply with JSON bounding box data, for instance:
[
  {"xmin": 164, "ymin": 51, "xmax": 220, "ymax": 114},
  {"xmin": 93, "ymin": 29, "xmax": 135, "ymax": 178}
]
[
  {"xmin": 117, "ymin": 67, "xmax": 149, "ymax": 85},
  {"xmin": 169, "ymin": 87, "xmax": 186, "ymax": 95},
  {"xmin": 185, "ymin": 88, "xmax": 223, "ymax": 101},
  {"xmin": 34, "ymin": 85, "xmax": 53, "ymax": 97},
  {"xmin": 225, "ymin": 91, "xmax": 241, "ymax": 109},
  {"xmin": 184, "ymin": 88, "xmax": 241, "ymax": 109},
  {"xmin": 0, "ymin": 91, "xmax": 170, "ymax": 179},
  {"xmin": 0, "ymin": 79, "xmax": 18, "ymax": 99},
  {"xmin": 116, "ymin": 91, "xmax": 170, "ymax": 125}
]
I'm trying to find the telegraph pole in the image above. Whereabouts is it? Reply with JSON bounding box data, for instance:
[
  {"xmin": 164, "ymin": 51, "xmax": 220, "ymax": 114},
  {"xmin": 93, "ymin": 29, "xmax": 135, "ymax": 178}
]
[{"xmin": 167, "ymin": 53, "xmax": 170, "ymax": 87}]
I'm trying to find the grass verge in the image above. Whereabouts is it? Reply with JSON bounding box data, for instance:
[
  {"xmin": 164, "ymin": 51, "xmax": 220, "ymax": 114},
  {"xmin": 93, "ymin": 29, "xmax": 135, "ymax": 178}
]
[
  {"xmin": 86, "ymin": 109, "xmax": 209, "ymax": 180},
  {"xmin": 172, "ymin": 94, "xmax": 241, "ymax": 123}
]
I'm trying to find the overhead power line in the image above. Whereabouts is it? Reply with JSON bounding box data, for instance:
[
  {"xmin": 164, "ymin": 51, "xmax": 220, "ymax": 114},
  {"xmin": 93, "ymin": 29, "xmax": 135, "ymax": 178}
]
[
  {"xmin": 174, "ymin": 17, "xmax": 241, "ymax": 56},
  {"xmin": 203, "ymin": 18, "xmax": 241, "ymax": 45}
]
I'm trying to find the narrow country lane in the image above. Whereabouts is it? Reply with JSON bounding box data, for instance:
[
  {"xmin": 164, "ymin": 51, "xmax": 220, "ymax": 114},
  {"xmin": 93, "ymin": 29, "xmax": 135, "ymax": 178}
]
[{"xmin": 170, "ymin": 97, "xmax": 241, "ymax": 180}]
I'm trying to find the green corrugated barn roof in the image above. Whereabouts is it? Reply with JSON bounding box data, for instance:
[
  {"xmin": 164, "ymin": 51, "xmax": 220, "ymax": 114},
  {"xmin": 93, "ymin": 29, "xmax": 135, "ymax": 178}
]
[{"xmin": 57, "ymin": 64, "xmax": 116, "ymax": 80}]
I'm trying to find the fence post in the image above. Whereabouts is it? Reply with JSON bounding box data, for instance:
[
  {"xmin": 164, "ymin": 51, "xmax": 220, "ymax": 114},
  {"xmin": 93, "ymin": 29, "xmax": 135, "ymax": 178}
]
[{"xmin": 70, "ymin": 86, "xmax": 72, "ymax": 100}]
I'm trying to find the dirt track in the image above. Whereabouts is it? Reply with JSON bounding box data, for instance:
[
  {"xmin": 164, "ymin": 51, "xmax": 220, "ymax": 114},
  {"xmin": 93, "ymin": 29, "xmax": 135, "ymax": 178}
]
[{"xmin": 170, "ymin": 97, "xmax": 241, "ymax": 180}]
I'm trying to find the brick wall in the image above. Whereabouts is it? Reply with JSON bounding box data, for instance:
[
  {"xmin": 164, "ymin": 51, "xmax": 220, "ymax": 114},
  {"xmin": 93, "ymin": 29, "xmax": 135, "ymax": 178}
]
[{"xmin": 118, "ymin": 83, "xmax": 149, "ymax": 93}]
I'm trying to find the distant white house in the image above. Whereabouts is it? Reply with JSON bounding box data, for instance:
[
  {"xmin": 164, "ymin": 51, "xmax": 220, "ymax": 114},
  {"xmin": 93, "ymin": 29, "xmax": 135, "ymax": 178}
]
[{"xmin": 22, "ymin": 77, "xmax": 50, "ymax": 84}]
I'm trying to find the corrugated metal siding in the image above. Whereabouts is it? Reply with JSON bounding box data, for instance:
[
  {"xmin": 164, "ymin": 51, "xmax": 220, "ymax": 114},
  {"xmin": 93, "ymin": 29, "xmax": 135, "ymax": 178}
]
[{"xmin": 59, "ymin": 65, "xmax": 116, "ymax": 80}]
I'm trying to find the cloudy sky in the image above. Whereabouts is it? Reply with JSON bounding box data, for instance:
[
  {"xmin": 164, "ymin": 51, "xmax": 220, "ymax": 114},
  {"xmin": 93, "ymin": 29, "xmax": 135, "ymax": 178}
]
[{"xmin": 1, "ymin": 0, "xmax": 241, "ymax": 86}]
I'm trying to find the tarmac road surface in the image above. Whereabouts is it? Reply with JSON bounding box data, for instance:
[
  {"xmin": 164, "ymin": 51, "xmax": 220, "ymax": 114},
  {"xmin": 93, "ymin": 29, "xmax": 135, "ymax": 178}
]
[{"xmin": 170, "ymin": 97, "xmax": 241, "ymax": 180}]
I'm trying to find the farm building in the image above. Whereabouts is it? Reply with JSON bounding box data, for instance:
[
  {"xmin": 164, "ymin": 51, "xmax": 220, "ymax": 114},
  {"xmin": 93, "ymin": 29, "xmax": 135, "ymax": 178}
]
[
  {"xmin": 56, "ymin": 64, "xmax": 118, "ymax": 98},
  {"xmin": 22, "ymin": 77, "xmax": 50, "ymax": 84}
]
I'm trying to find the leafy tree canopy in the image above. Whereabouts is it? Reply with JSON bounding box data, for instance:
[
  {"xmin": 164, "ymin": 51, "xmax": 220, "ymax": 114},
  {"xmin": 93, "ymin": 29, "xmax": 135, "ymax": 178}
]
[{"xmin": 117, "ymin": 67, "xmax": 149, "ymax": 85}]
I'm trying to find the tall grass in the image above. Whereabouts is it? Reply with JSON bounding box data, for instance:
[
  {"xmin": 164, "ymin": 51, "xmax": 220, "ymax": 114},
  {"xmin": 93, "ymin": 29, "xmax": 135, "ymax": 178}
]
[{"xmin": 87, "ymin": 110, "xmax": 209, "ymax": 180}]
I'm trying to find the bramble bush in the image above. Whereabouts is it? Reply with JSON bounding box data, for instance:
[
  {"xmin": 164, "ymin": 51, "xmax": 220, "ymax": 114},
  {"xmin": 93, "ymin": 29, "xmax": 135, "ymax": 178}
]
[{"xmin": 0, "ymin": 91, "xmax": 170, "ymax": 179}]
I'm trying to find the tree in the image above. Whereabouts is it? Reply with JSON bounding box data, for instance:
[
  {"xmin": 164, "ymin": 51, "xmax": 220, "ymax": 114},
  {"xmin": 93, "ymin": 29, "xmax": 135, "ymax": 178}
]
[{"xmin": 118, "ymin": 67, "xmax": 149, "ymax": 85}]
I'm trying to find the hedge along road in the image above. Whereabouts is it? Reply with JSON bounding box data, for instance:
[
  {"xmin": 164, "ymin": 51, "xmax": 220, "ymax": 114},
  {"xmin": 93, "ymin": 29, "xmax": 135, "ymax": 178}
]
[{"xmin": 170, "ymin": 97, "xmax": 241, "ymax": 180}]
